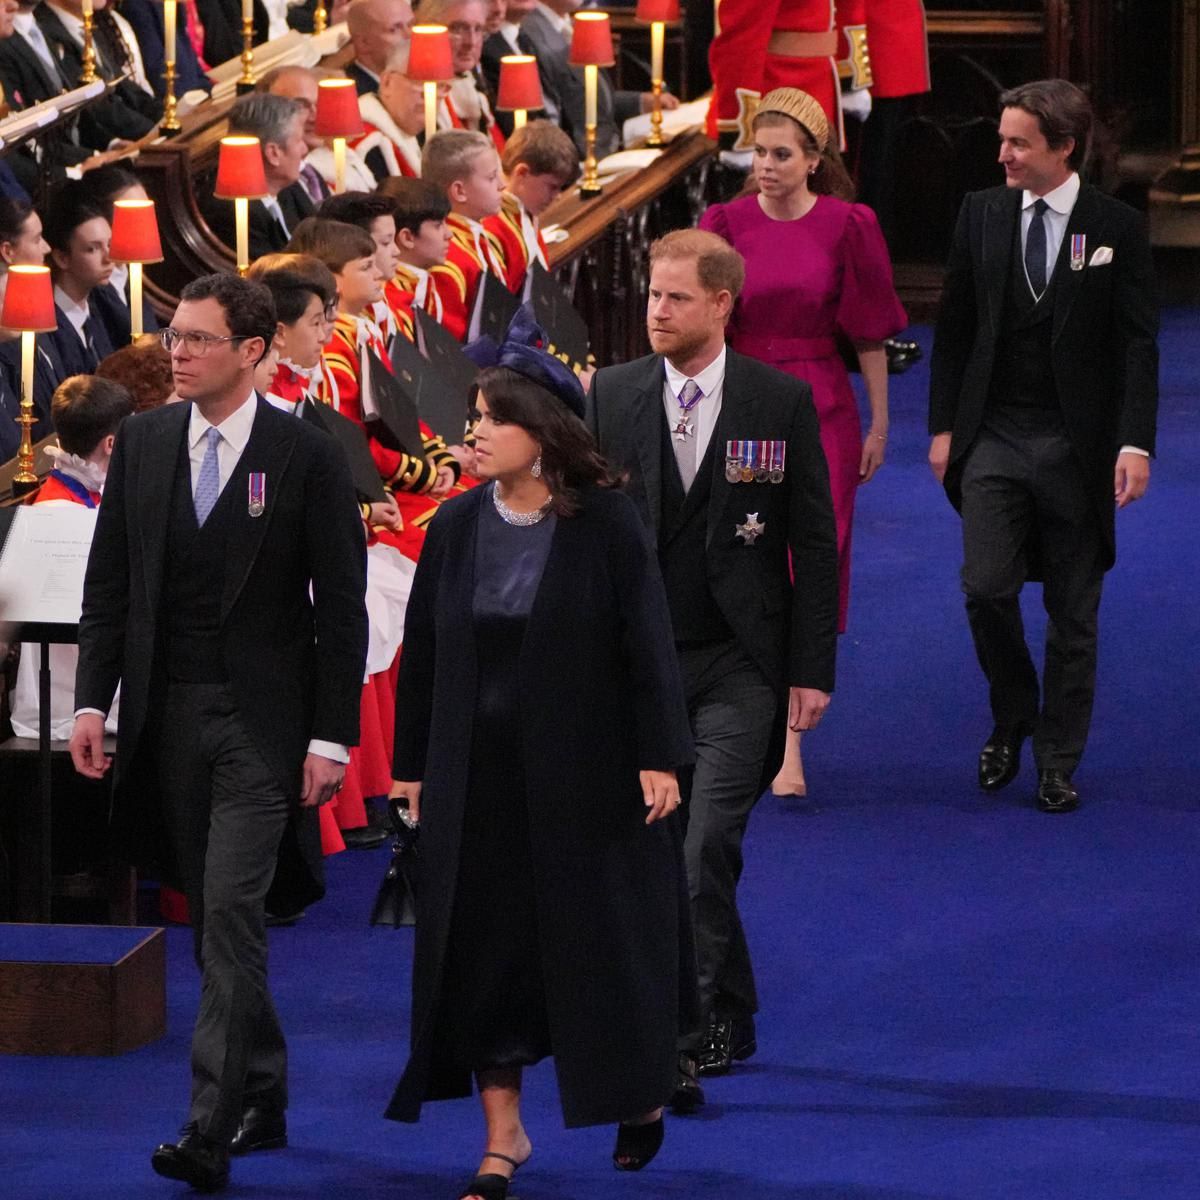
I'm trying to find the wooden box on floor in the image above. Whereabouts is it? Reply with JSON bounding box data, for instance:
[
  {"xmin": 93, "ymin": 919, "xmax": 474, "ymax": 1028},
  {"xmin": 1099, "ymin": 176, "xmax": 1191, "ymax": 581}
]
[{"xmin": 0, "ymin": 924, "xmax": 165, "ymax": 1055}]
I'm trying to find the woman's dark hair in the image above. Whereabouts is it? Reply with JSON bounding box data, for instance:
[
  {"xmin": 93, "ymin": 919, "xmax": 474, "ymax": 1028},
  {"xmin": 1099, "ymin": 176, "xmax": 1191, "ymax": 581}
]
[
  {"xmin": 0, "ymin": 196, "xmax": 34, "ymax": 247},
  {"xmin": 1000, "ymin": 78, "xmax": 1093, "ymax": 173},
  {"xmin": 75, "ymin": 163, "xmax": 141, "ymax": 219},
  {"xmin": 247, "ymin": 252, "xmax": 337, "ymax": 324},
  {"xmin": 749, "ymin": 111, "xmax": 856, "ymax": 201},
  {"xmin": 42, "ymin": 182, "xmax": 107, "ymax": 254},
  {"xmin": 50, "ymin": 375, "xmax": 135, "ymax": 456},
  {"xmin": 96, "ymin": 341, "xmax": 175, "ymax": 413},
  {"xmin": 178, "ymin": 273, "xmax": 278, "ymax": 362},
  {"xmin": 475, "ymin": 365, "xmax": 623, "ymax": 517}
]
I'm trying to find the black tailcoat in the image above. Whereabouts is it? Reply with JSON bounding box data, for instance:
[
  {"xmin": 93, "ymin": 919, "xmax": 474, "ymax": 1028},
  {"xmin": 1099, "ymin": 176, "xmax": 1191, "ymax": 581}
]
[
  {"xmin": 929, "ymin": 183, "xmax": 1159, "ymax": 569},
  {"xmin": 387, "ymin": 485, "xmax": 697, "ymax": 1128},
  {"xmin": 587, "ymin": 349, "xmax": 839, "ymax": 697},
  {"xmin": 75, "ymin": 398, "xmax": 368, "ymax": 913}
]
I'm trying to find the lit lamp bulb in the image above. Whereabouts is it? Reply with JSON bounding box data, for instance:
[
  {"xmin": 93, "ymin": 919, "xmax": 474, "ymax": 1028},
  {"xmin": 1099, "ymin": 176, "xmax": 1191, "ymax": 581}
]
[
  {"xmin": 215, "ymin": 136, "xmax": 269, "ymax": 275},
  {"xmin": 110, "ymin": 200, "xmax": 164, "ymax": 341},
  {"xmin": 0, "ymin": 266, "xmax": 57, "ymax": 497},
  {"xmin": 408, "ymin": 25, "xmax": 454, "ymax": 144},
  {"xmin": 635, "ymin": 0, "xmax": 680, "ymax": 147},
  {"xmin": 496, "ymin": 56, "xmax": 543, "ymax": 132},
  {"xmin": 569, "ymin": 12, "xmax": 615, "ymax": 198}
]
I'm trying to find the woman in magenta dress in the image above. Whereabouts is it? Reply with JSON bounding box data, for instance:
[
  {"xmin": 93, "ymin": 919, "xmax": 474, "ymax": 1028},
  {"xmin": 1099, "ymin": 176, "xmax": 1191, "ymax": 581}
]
[{"xmin": 699, "ymin": 87, "xmax": 905, "ymax": 795}]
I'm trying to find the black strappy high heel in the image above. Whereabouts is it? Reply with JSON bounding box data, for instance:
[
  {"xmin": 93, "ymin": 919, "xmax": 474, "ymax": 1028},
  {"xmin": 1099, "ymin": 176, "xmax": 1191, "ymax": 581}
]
[
  {"xmin": 458, "ymin": 1151, "xmax": 524, "ymax": 1200},
  {"xmin": 612, "ymin": 1115, "xmax": 665, "ymax": 1171}
]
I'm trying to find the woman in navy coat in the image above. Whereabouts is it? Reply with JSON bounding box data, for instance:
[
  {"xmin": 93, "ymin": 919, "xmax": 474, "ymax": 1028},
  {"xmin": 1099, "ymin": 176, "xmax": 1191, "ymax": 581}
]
[{"xmin": 388, "ymin": 315, "xmax": 697, "ymax": 1200}]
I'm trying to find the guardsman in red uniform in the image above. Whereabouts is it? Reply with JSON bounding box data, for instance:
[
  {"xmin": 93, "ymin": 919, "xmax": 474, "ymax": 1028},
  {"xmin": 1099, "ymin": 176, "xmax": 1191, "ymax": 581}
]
[
  {"xmin": 483, "ymin": 119, "xmax": 577, "ymax": 297},
  {"xmin": 422, "ymin": 129, "xmax": 505, "ymax": 341},
  {"xmin": 708, "ymin": 0, "xmax": 843, "ymax": 151}
]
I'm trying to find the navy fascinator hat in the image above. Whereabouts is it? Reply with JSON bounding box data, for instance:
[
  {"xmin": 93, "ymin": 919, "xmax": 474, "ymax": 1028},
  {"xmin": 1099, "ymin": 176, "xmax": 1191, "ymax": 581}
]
[{"xmin": 463, "ymin": 305, "xmax": 587, "ymax": 419}]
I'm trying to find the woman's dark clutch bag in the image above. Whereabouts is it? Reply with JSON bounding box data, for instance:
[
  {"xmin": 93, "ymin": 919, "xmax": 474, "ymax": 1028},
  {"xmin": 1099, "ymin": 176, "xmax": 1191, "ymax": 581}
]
[{"xmin": 369, "ymin": 800, "xmax": 421, "ymax": 928}]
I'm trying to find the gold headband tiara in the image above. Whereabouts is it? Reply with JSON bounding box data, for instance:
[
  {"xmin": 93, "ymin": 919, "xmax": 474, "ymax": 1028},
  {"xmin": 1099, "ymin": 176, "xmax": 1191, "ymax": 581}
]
[{"xmin": 754, "ymin": 88, "xmax": 830, "ymax": 153}]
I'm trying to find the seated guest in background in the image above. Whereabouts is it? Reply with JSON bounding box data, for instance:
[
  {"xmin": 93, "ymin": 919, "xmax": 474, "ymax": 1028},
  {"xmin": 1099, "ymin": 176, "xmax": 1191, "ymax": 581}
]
[
  {"xmin": 118, "ymin": 0, "xmax": 210, "ymax": 99},
  {"xmin": 245, "ymin": 252, "xmax": 337, "ymax": 412},
  {"xmin": 376, "ymin": 176, "xmax": 451, "ymax": 327},
  {"xmin": 345, "ymin": 0, "xmax": 412, "ymax": 95},
  {"xmin": 354, "ymin": 42, "xmax": 426, "ymax": 182},
  {"xmin": 194, "ymin": 0, "xmax": 326, "ymax": 64},
  {"xmin": 37, "ymin": 0, "xmax": 164, "ymax": 140},
  {"xmin": 0, "ymin": 194, "xmax": 67, "ymax": 439},
  {"xmin": 96, "ymin": 338, "xmax": 177, "ymax": 411},
  {"xmin": 44, "ymin": 184, "xmax": 116, "ymax": 376},
  {"xmin": 386, "ymin": 321, "xmax": 696, "ymax": 1189},
  {"xmin": 259, "ymin": 66, "xmax": 341, "ymax": 204},
  {"xmin": 419, "ymin": 0, "xmax": 505, "ymax": 150},
  {"xmin": 317, "ymin": 191, "xmax": 406, "ymax": 340},
  {"xmin": 481, "ymin": 0, "xmax": 543, "ymax": 136},
  {"xmin": 485, "ymin": 119, "xmax": 576, "ymax": 297},
  {"xmin": 424, "ymin": 129, "xmax": 505, "ymax": 341},
  {"xmin": 521, "ymin": 0, "xmax": 677, "ymax": 159},
  {"xmin": 9, "ymin": 374, "xmax": 133, "ymax": 739},
  {"xmin": 76, "ymin": 164, "xmax": 160, "ymax": 347},
  {"xmin": 201, "ymin": 93, "xmax": 314, "ymax": 260}
]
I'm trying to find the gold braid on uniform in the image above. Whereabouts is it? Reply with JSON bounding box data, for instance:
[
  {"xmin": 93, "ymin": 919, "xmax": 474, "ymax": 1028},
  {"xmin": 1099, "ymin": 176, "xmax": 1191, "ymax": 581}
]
[
  {"xmin": 388, "ymin": 452, "xmax": 440, "ymax": 494},
  {"xmin": 423, "ymin": 432, "xmax": 461, "ymax": 482}
]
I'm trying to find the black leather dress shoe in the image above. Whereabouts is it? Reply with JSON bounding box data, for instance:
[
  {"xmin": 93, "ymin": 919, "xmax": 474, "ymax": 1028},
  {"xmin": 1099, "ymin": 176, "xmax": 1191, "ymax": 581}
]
[
  {"xmin": 151, "ymin": 1124, "xmax": 230, "ymax": 1192},
  {"xmin": 1036, "ymin": 769, "xmax": 1079, "ymax": 813},
  {"xmin": 342, "ymin": 825, "xmax": 388, "ymax": 850},
  {"xmin": 885, "ymin": 337, "xmax": 923, "ymax": 375},
  {"xmin": 978, "ymin": 726, "xmax": 1030, "ymax": 792},
  {"xmin": 697, "ymin": 1015, "xmax": 757, "ymax": 1077},
  {"xmin": 670, "ymin": 1053, "xmax": 705, "ymax": 1114},
  {"xmin": 229, "ymin": 1105, "xmax": 288, "ymax": 1155}
]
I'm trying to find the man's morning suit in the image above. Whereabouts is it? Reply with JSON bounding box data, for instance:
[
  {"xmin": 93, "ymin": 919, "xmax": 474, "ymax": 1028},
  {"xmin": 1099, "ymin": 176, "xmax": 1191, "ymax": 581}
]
[
  {"xmin": 929, "ymin": 177, "xmax": 1158, "ymax": 772},
  {"xmin": 75, "ymin": 395, "xmax": 367, "ymax": 1141},
  {"xmin": 588, "ymin": 346, "xmax": 838, "ymax": 1035}
]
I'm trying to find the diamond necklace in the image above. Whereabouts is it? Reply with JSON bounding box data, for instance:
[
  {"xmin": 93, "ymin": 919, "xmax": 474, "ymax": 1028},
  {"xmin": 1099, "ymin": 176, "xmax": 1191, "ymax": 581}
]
[{"xmin": 492, "ymin": 485, "xmax": 553, "ymax": 526}]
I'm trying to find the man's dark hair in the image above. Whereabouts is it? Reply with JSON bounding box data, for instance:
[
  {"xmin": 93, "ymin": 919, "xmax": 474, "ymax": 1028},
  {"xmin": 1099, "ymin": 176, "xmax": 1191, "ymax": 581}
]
[
  {"xmin": 0, "ymin": 196, "xmax": 35, "ymax": 247},
  {"xmin": 317, "ymin": 191, "xmax": 395, "ymax": 232},
  {"xmin": 42, "ymin": 182, "xmax": 108, "ymax": 255},
  {"xmin": 247, "ymin": 253, "xmax": 338, "ymax": 324},
  {"xmin": 1000, "ymin": 78, "xmax": 1093, "ymax": 173},
  {"xmin": 50, "ymin": 375, "xmax": 135, "ymax": 457},
  {"xmin": 178, "ymin": 273, "xmax": 278, "ymax": 360},
  {"xmin": 285, "ymin": 217, "xmax": 376, "ymax": 273},
  {"xmin": 375, "ymin": 176, "xmax": 450, "ymax": 234}
]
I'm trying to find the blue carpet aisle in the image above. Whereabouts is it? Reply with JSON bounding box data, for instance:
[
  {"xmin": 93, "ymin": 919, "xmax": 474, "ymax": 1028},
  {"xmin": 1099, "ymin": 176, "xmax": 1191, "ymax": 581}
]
[{"xmin": 4, "ymin": 311, "xmax": 1199, "ymax": 1199}]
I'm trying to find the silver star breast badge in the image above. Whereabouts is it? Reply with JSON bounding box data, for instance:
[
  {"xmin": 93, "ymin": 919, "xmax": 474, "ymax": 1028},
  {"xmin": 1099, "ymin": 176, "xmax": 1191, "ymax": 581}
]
[
  {"xmin": 673, "ymin": 417, "xmax": 693, "ymax": 442},
  {"xmin": 735, "ymin": 513, "xmax": 766, "ymax": 545}
]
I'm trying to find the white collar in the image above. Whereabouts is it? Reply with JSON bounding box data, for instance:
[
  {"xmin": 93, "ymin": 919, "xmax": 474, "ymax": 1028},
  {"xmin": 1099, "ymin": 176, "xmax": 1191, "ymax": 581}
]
[
  {"xmin": 499, "ymin": 20, "xmax": 521, "ymax": 47},
  {"xmin": 188, "ymin": 389, "xmax": 258, "ymax": 452},
  {"xmin": 1023, "ymin": 172, "xmax": 1080, "ymax": 216},
  {"xmin": 533, "ymin": 2, "xmax": 572, "ymax": 38},
  {"xmin": 53, "ymin": 284, "xmax": 89, "ymax": 330},
  {"xmin": 663, "ymin": 344, "xmax": 727, "ymax": 399}
]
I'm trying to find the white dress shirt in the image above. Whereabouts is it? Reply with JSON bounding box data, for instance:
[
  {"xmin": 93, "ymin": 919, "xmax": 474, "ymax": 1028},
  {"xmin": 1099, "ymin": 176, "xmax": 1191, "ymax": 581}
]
[
  {"xmin": 13, "ymin": 11, "xmax": 60, "ymax": 82},
  {"xmin": 1020, "ymin": 172, "xmax": 1146, "ymax": 458},
  {"xmin": 45, "ymin": 2, "xmax": 154, "ymax": 96},
  {"xmin": 260, "ymin": 194, "xmax": 292, "ymax": 239},
  {"xmin": 662, "ymin": 344, "xmax": 727, "ymax": 473},
  {"xmin": 498, "ymin": 20, "xmax": 521, "ymax": 52},
  {"xmin": 53, "ymin": 284, "xmax": 91, "ymax": 348},
  {"xmin": 533, "ymin": 1, "xmax": 572, "ymax": 38}
]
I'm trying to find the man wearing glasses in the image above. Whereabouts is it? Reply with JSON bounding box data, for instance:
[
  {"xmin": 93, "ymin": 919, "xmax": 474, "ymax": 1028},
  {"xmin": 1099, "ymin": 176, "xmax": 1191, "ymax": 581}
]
[
  {"xmin": 69, "ymin": 273, "xmax": 368, "ymax": 1193},
  {"xmin": 420, "ymin": 0, "xmax": 506, "ymax": 148}
]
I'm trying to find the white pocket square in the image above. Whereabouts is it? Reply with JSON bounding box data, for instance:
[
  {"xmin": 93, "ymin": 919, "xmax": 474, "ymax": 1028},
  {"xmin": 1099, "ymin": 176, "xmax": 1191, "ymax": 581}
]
[{"xmin": 1088, "ymin": 246, "xmax": 1114, "ymax": 267}]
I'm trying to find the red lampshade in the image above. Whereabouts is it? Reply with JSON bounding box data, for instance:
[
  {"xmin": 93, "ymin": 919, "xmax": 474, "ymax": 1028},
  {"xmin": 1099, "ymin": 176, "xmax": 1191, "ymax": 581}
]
[
  {"xmin": 496, "ymin": 56, "xmax": 544, "ymax": 113},
  {"xmin": 214, "ymin": 136, "xmax": 269, "ymax": 199},
  {"xmin": 407, "ymin": 24, "xmax": 454, "ymax": 82},
  {"xmin": 636, "ymin": 0, "xmax": 680, "ymax": 21},
  {"xmin": 1, "ymin": 265, "xmax": 56, "ymax": 333},
  {"xmin": 316, "ymin": 78, "xmax": 364, "ymax": 138},
  {"xmin": 569, "ymin": 12, "xmax": 615, "ymax": 67},
  {"xmin": 110, "ymin": 199, "xmax": 164, "ymax": 264}
]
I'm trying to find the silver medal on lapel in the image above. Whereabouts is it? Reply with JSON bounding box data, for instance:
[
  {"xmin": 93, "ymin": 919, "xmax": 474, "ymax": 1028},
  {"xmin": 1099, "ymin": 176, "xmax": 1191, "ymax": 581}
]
[{"xmin": 248, "ymin": 472, "xmax": 266, "ymax": 518}]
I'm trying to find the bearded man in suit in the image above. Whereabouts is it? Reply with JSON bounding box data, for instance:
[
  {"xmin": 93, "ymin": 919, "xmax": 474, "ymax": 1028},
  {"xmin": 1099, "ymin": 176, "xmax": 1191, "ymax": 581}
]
[
  {"xmin": 929, "ymin": 78, "xmax": 1159, "ymax": 814},
  {"xmin": 70, "ymin": 273, "xmax": 367, "ymax": 1192}
]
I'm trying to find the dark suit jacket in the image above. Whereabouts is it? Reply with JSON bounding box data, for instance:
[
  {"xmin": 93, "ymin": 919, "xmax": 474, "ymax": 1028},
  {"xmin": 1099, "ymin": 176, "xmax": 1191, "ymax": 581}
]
[
  {"xmin": 47, "ymin": 297, "xmax": 117, "ymax": 378},
  {"xmin": 346, "ymin": 58, "xmax": 381, "ymax": 97},
  {"xmin": 587, "ymin": 348, "xmax": 839, "ymax": 695},
  {"xmin": 118, "ymin": 0, "xmax": 211, "ymax": 97},
  {"xmin": 520, "ymin": 8, "xmax": 640, "ymax": 158},
  {"xmin": 929, "ymin": 182, "xmax": 1159, "ymax": 568},
  {"xmin": 481, "ymin": 29, "xmax": 547, "ymax": 137},
  {"xmin": 75, "ymin": 396, "xmax": 369, "ymax": 906},
  {"xmin": 35, "ymin": 4, "xmax": 162, "ymax": 143},
  {"xmin": 91, "ymin": 278, "xmax": 160, "ymax": 351},
  {"xmin": 200, "ymin": 182, "xmax": 315, "ymax": 260},
  {"xmin": 0, "ymin": 331, "xmax": 70, "ymax": 442}
]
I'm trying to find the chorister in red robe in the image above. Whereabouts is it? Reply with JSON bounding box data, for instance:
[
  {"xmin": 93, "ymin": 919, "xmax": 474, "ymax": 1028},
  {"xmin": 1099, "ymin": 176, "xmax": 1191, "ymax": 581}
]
[
  {"xmin": 429, "ymin": 212, "xmax": 507, "ymax": 341},
  {"xmin": 483, "ymin": 191, "xmax": 549, "ymax": 297}
]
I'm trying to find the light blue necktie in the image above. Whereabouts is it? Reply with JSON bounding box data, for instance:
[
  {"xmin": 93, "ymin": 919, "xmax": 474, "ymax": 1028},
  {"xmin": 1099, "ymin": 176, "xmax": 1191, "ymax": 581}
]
[{"xmin": 193, "ymin": 426, "xmax": 222, "ymax": 526}]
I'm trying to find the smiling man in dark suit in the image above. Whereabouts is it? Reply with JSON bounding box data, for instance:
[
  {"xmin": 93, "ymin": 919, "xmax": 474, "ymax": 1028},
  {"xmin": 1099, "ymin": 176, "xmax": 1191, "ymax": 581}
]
[
  {"xmin": 69, "ymin": 273, "xmax": 368, "ymax": 1192},
  {"xmin": 929, "ymin": 78, "xmax": 1159, "ymax": 814},
  {"xmin": 588, "ymin": 229, "xmax": 838, "ymax": 1111}
]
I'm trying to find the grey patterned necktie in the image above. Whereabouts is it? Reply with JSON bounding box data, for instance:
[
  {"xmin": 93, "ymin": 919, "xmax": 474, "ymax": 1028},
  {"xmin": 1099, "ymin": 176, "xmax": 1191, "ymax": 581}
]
[
  {"xmin": 1025, "ymin": 198, "xmax": 1049, "ymax": 298},
  {"xmin": 674, "ymin": 379, "xmax": 703, "ymax": 492},
  {"xmin": 193, "ymin": 427, "xmax": 222, "ymax": 526}
]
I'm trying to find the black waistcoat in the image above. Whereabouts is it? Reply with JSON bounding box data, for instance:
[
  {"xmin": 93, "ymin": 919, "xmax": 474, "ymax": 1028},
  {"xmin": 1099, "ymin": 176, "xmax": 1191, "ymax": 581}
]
[
  {"xmin": 987, "ymin": 216, "xmax": 1062, "ymax": 414},
  {"xmin": 657, "ymin": 409, "xmax": 730, "ymax": 645},
  {"xmin": 162, "ymin": 432, "xmax": 241, "ymax": 682}
]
